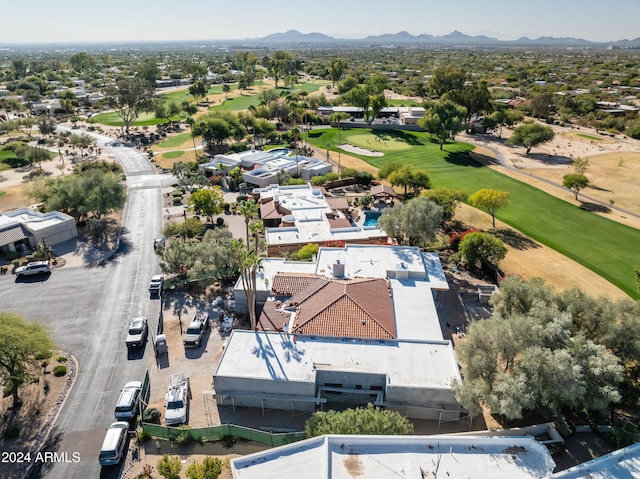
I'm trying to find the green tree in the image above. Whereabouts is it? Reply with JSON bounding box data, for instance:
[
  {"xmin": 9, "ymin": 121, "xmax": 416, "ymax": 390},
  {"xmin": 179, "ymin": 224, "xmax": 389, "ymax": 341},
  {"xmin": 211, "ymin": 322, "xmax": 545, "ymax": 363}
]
[
  {"xmin": 268, "ymin": 51, "xmax": 295, "ymax": 88},
  {"xmin": 447, "ymin": 80, "xmax": 492, "ymax": 130},
  {"xmin": 137, "ymin": 58, "xmax": 161, "ymax": 88},
  {"xmin": 68, "ymin": 52, "xmax": 96, "ymax": 72},
  {"xmin": 189, "ymin": 80, "xmax": 207, "ymax": 102},
  {"xmin": 157, "ymin": 454, "xmax": 182, "ymax": 479},
  {"xmin": 454, "ymin": 278, "xmax": 623, "ymax": 421},
  {"xmin": 293, "ymin": 243, "xmax": 319, "ymax": 261},
  {"xmin": 188, "ymin": 188, "xmax": 224, "ymax": 224},
  {"xmin": 328, "ymin": 58, "xmax": 348, "ymax": 88},
  {"xmin": 163, "ymin": 218, "xmax": 204, "ymax": 239},
  {"xmin": 562, "ymin": 173, "xmax": 590, "ymax": 201},
  {"xmin": 485, "ymin": 109, "xmax": 522, "ymax": 138},
  {"xmin": 421, "ymin": 187, "xmax": 468, "ymax": 222},
  {"xmin": 572, "ymin": 157, "xmax": 590, "ymax": 175},
  {"xmin": 192, "ymin": 229, "xmax": 242, "ymax": 283},
  {"xmin": 222, "ymin": 84, "xmax": 230, "ymax": 99},
  {"xmin": 387, "ymin": 165, "xmax": 431, "ymax": 198},
  {"xmin": 507, "ymin": 121, "xmax": 555, "ymax": 155},
  {"xmin": 378, "ymin": 197, "xmax": 443, "ymax": 247},
  {"xmin": 0, "ymin": 312, "xmax": 56, "ymax": 407},
  {"xmin": 468, "ymin": 188, "xmax": 510, "ymax": 228},
  {"xmin": 419, "ymin": 99, "xmax": 467, "ymax": 150},
  {"xmin": 427, "ymin": 66, "xmax": 466, "ymax": 98},
  {"xmin": 194, "ymin": 118, "xmax": 231, "ymax": 149},
  {"xmin": 160, "ymin": 238, "xmax": 197, "ymax": 278},
  {"xmin": 305, "ymin": 404, "xmax": 413, "ymax": 437},
  {"xmin": 455, "ymin": 231, "xmax": 507, "ymax": 270},
  {"xmin": 106, "ymin": 77, "xmax": 155, "ymax": 135},
  {"xmin": 530, "ymin": 91, "xmax": 554, "ymax": 119}
]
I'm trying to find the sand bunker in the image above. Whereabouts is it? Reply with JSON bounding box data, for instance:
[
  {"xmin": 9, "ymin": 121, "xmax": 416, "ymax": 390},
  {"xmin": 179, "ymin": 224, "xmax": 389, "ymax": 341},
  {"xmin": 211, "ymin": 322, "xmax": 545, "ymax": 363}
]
[{"xmin": 339, "ymin": 144, "xmax": 384, "ymax": 157}]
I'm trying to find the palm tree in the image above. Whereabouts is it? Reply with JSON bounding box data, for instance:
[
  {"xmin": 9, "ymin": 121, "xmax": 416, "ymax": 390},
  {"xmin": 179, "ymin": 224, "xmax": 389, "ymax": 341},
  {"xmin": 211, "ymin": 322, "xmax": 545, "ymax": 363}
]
[
  {"xmin": 238, "ymin": 199, "xmax": 259, "ymax": 246},
  {"xmin": 329, "ymin": 112, "xmax": 350, "ymax": 171},
  {"xmin": 185, "ymin": 116, "xmax": 199, "ymax": 160},
  {"xmin": 233, "ymin": 240, "xmax": 260, "ymax": 329}
]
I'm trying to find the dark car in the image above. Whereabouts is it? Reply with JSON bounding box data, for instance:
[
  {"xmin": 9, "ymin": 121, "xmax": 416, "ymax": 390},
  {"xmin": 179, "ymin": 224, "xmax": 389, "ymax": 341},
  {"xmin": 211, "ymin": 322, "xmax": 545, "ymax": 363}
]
[
  {"xmin": 125, "ymin": 317, "xmax": 148, "ymax": 348},
  {"xmin": 182, "ymin": 312, "xmax": 210, "ymax": 348}
]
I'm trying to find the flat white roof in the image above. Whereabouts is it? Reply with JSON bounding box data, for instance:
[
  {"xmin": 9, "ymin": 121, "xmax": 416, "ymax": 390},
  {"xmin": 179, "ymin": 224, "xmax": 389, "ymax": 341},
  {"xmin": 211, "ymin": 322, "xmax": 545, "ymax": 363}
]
[
  {"xmin": 263, "ymin": 185, "xmax": 386, "ymax": 247},
  {"xmin": 315, "ymin": 245, "xmax": 448, "ymax": 289},
  {"xmin": 5, "ymin": 208, "xmax": 74, "ymax": 231},
  {"xmin": 553, "ymin": 442, "xmax": 640, "ymax": 478},
  {"xmin": 230, "ymin": 434, "xmax": 556, "ymax": 479},
  {"xmin": 215, "ymin": 330, "xmax": 460, "ymax": 390}
]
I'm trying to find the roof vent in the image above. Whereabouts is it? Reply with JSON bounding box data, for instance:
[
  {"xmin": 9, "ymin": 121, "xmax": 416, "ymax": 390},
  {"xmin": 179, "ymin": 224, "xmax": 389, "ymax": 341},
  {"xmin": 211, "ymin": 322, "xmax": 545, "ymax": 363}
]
[{"xmin": 332, "ymin": 262, "xmax": 345, "ymax": 278}]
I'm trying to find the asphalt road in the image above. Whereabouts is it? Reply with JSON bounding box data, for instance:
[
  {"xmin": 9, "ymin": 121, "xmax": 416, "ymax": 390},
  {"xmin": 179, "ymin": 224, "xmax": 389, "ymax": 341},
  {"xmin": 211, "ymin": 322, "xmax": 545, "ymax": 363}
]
[{"xmin": 0, "ymin": 132, "xmax": 173, "ymax": 478}]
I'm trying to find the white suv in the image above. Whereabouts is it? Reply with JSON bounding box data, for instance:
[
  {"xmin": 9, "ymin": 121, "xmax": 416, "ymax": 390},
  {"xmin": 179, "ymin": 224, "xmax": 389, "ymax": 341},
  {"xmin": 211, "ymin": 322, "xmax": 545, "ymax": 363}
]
[
  {"xmin": 114, "ymin": 381, "xmax": 142, "ymax": 420},
  {"xmin": 15, "ymin": 261, "xmax": 51, "ymax": 277}
]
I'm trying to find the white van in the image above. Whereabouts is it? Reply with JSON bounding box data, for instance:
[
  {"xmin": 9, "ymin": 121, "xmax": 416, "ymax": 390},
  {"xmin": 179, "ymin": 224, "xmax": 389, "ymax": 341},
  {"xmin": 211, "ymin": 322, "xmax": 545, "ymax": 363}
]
[{"xmin": 98, "ymin": 421, "xmax": 129, "ymax": 466}]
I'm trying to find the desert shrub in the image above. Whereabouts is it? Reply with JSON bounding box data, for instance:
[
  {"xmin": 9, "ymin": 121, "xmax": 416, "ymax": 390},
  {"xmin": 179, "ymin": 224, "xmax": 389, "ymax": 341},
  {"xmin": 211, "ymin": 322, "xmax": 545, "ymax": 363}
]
[
  {"xmin": 34, "ymin": 351, "xmax": 53, "ymax": 361},
  {"xmin": 52, "ymin": 365, "xmax": 67, "ymax": 377},
  {"xmin": 611, "ymin": 420, "xmax": 640, "ymax": 448},
  {"xmin": 143, "ymin": 407, "xmax": 162, "ymax": 424}
]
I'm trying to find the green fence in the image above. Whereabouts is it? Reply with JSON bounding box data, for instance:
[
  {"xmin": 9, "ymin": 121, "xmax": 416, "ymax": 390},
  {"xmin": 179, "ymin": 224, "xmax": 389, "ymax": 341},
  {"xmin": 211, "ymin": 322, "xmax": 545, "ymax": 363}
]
[{"xmin": 142, "ymin": 423, "xmax": 306, "ymax": 447}]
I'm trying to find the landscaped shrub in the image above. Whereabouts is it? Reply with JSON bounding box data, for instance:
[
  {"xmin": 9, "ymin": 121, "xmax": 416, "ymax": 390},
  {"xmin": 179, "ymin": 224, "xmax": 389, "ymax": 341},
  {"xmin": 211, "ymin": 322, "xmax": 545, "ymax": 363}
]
[
  {"xmin": 175, "ymin": 429, "xmax": 192, "ymax": 445},
  {"xmin": 52, "ymin": 365, "xmax": 67, "ymax": 377},
  {"xmin": 56, "ymin": 355, "xmax": 67, "ymax": 363},
  {"xmin": 34, "ymin": 351, "xmax": 53, "ymax": 361},
  {"xmin": 611, "ymin": 420, "xmax": 640, "ymax": 448},
  {"xmin": 143, "ymin": 407, "xmax": 162, "ymax": 424},
  {"xmin": 311, "ymin": 175, "xmax": 327, "ymax": 186}
]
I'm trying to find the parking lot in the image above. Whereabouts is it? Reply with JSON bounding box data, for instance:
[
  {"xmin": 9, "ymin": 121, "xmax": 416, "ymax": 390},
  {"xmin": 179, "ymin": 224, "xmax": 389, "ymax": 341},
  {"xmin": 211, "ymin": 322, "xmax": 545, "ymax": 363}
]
[{"xmin": 145, "ymin": 287, "xmax": 234, "ymax": 428}]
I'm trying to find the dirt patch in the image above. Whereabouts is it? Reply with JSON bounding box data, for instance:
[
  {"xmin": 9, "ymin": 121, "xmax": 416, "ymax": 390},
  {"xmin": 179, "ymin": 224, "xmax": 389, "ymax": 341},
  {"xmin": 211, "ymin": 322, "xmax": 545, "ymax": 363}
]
[{"xmin": 0, "ymin": 353, "xmax": 76, "ymax": 478}]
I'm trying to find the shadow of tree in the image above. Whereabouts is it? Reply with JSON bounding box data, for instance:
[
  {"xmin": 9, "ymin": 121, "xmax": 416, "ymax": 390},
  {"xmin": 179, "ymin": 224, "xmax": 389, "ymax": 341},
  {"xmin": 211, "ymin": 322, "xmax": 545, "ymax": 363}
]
[
  {"xmin": 491, "ymin": 228, "xmax": 541, "ymax": 250},
  {"xmin": 579, "ymin": 201, "xmax": 611, "ymax": 213},
  {"xmin": 372, "ymin": 130, "xmax": 423, "ymax": 146},
  {"xmin": 588, "ymin": 184, "xmax": 613, "ymax": 193},
  {"xmin": 445, "ymin": 151, "xmax": 484, "ymax": 168},
  {"xmin": 25, "ymin": 426, "xmax": 63, "ymax": 479},
  {"xmin": 525, "ymin": 152, "xmax": 573, "ymax": 166}
]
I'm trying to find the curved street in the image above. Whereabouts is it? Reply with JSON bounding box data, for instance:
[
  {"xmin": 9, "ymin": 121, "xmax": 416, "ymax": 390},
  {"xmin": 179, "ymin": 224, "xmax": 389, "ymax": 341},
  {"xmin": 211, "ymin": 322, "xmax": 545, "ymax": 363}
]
[{"xmin": 0, "ymin": 130, "xmax": 173, "ymax": 478}]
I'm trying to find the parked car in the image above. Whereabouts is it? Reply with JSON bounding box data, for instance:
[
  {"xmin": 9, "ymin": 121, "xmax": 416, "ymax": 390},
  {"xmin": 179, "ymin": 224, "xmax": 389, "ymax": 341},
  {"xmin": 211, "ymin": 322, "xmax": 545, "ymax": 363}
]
[
  {"xmin": 149, "ymin": 274, "xmax": 164, "ymax": 297},
  {"xmin": 165, "ymin": 373, "xmax": 190, "ymax": 426},
  {"xmin": 15, "ymin": 261, "xmax": 50, "ymax": 277},
  {"xmin": 114, "ymin": 381, "xmax": 142, "ymax": 420},
  {"xmin": 125, "ymin": 317, "xmax": 148, "ymax": 348},
  {"xmin": 183, "ymin": 312, "xmax": 210, "ymax": 348},
  {"xmin": 98, "ymin": 421, "xmax": 129, "ymax": 466}
]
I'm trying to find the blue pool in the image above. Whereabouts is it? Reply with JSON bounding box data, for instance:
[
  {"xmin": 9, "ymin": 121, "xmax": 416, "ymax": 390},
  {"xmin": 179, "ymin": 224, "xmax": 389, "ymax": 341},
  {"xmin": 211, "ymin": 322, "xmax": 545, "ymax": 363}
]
[
  {"xmin": 363, "ymin": 210, "xmax": 381, "ymax": 227},
  {"xmin": 267, "ymin": 148, "xmax": 292, "ymax": 156}
]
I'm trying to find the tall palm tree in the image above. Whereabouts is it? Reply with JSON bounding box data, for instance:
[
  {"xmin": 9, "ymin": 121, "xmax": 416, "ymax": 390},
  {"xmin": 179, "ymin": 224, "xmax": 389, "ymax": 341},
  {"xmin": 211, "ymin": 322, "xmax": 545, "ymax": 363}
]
[{"xmin": 238, "ymin": 199, "xmax": 259, "ymax": 246}]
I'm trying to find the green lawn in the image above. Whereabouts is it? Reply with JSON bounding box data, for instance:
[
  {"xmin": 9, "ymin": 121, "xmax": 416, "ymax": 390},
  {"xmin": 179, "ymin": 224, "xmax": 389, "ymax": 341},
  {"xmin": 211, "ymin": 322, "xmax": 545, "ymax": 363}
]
[
  {"xmin": 385, "ymin": 99, "xmax": 422, "ymax": 107},
  {"xmin": 210, "ymin": 93, "xmax": 263, "ymax": 112},
  {"xmin": 156, "ymin": 132, "xmax": 193, "ymax": 148},
  {"xmin": 161, "ymin": 151, "xmax": 185, "ymax": 159},
  {"xmin": 308, "ymin": 128, "xmax": 640, "ymax": 299},
  {"xmin": 576, "ymin": 133, "xmax": 606, "ymax": 141}
]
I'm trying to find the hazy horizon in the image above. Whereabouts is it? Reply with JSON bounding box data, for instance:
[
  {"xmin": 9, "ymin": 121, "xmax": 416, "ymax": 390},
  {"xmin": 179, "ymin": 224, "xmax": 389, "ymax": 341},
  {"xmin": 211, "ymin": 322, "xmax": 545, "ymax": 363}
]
[{"xmin": 1, "ymin": 0, "xmax": 638, "ymax": 45}]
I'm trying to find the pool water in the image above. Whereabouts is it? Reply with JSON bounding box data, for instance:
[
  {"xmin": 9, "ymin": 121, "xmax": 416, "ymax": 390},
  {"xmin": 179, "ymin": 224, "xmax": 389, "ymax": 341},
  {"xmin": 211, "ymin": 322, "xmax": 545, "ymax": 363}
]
[{"xmin": 363, "ymin": 211, "xmax": 381, "ymax": 227}]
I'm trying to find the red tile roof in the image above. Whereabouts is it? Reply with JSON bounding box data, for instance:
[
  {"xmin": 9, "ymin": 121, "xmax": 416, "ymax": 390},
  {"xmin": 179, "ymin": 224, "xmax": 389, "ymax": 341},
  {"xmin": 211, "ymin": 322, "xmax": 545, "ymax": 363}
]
[
  {"xmin": 260, "ymin": 198, "xmax": 290, "ymax": 220},
  {"xmin": 291, "ymin": 278, "xmax": 396, "ymax": 339},
  {"xmin": 259, "ymin": 274, "xmax": 397, "ymax": 339}
]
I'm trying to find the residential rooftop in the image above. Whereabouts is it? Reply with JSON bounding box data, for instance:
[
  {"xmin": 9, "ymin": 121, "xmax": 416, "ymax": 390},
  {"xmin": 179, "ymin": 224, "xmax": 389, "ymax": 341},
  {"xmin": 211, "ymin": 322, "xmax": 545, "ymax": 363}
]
[{"xmin": 230, "ymin": 434, "xmax": 556, "ymax": 479}]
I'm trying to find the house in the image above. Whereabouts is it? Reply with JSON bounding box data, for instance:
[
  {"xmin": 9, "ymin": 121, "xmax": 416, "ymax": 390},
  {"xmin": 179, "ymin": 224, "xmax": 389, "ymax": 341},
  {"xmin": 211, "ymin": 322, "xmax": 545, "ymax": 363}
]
[
  {"xmin": 230, "ymin": 434, "xmax": 556, "ymax": 479},
  {"xmin": 0, "ymin": 208, "xmax": 77, "ymax": 255},
  {"xmin": 254, "ymin": 183, "xmax": 387, "ymax": 256},
  {"xmin": 199, "ymin": 148, "xmax": 332, "ymax": 189},
  {"xmin": 219, "ymin": 244, "xmax": 460, "ymax": 420}
]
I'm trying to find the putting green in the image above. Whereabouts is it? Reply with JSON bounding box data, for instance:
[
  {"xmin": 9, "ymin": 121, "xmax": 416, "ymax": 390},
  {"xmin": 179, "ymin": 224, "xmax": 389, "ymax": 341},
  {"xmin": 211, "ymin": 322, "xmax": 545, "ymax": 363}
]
[{"xmin": 343, "ymin": 131, "xmax": 411, "ymax": 152}]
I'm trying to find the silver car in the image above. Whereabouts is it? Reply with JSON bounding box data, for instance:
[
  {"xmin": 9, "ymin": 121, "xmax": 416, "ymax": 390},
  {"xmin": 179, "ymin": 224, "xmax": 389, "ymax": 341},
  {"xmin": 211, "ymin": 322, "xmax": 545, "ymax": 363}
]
[
  {"xmin": 125, "ymin": 317, "xmax": 148, "ymax": 348},
  {"xmin": 15, "ymin": 261, "xmax": 50, "ymax": 277}
]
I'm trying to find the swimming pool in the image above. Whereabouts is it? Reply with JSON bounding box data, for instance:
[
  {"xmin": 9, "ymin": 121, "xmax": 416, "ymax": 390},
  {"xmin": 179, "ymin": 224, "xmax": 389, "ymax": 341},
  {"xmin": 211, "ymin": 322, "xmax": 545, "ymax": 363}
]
[
  {"xmin": 267, "ymin": 148, "xmax": 292, "ymax": 156},
  {"xmin": 363, "ymin": 210, "xmax": 381, "ymax": 227}
]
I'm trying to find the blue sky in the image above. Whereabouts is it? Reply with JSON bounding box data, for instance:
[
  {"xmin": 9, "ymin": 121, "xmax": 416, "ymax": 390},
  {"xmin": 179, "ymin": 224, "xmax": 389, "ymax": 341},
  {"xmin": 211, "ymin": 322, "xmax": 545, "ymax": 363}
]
[{"xmin": 2, "ymin": 0, "xmax": 638, "ymax": 44}]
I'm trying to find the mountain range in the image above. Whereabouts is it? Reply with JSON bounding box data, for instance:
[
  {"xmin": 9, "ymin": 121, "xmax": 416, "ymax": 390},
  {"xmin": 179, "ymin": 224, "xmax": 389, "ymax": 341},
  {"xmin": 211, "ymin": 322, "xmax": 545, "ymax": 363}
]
[{"xmin": 242, "ymin": 29, "xmax": 640, "ymax": 48}]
